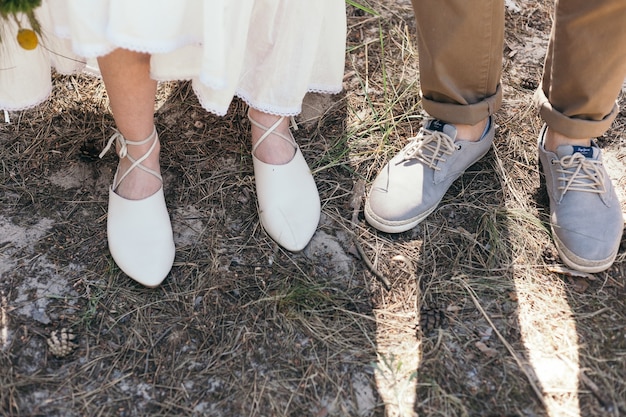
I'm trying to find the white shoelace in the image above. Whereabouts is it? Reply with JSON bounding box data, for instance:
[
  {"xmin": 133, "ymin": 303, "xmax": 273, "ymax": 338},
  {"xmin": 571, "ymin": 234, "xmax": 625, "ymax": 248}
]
[
  {"xmin": 99, "ymin": 129, "xmax": 161, "ymax": 191},
  {"xmin": 555, "ymin": 153, "xmax": 605, "ymax": 195},
  {"xmin": 398, "ymin": 129, "xmax": 458, "ymax": 170},
  {"xmin": 248, "ymin": 115, "xmax": 297, "ymax": 155}
]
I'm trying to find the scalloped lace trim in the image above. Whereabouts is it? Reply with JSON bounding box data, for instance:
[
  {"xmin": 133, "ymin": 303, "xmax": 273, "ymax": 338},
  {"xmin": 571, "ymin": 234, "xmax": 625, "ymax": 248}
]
[
  {"xmin": 234, "ymin": 85, "xmax": 342, "ymax": 117},
  {"xmin": 304, "ymin": 84, "xmax": 344, "ymax": 95},
  {"xmin": 0, "ymin": 87, "xmax": 52, "ymax": 111},
  {"xmin": 107, "ymin": 34, "xmax": 202, "ymax": 56},
  {"xmin": 66, "ymin": 36, "xmax": 202, "ymax": 59},
  {"xmin": 190, "ymin": 82, "xmax": 227, "ymax": 116},
  {"xmin": 190, "ymin": 83, "xmax": 342, "ymax": 117}
]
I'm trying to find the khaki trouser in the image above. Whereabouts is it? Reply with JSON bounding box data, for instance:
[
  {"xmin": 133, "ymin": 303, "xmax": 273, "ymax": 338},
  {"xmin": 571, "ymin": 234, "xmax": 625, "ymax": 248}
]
[{"xmin": 411, "ymin": 0, "xmax": 626, "ymax": 138}]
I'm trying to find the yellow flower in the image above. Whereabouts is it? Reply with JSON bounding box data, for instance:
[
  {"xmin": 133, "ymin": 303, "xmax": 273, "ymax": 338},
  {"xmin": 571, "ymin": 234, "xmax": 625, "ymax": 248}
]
[{"xmin": 17, "ymin": 28, "xmax": 38, "ymax": 50}]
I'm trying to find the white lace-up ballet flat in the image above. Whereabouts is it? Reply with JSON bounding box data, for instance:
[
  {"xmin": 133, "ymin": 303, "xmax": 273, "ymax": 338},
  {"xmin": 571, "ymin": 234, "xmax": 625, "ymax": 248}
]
[
  {"xmin": 249, "ymin": 112, "xmax": 321, "ymax": 251},
  {"xmin": 99, "ymin": 128, "xmax": 175, "ymax": 287}
]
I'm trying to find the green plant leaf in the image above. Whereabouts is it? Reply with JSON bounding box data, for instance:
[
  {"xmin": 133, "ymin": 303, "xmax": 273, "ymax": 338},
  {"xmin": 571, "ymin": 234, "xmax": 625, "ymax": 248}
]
[{"xmin": 345, "ymin": 0, "xmax": 379, "ymax": 16}]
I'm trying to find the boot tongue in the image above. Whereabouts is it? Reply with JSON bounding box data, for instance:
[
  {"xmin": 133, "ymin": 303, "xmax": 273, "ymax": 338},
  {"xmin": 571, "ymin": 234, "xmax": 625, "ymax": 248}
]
[
  {"xmin": 556, "ymin": 144, "xmax": 599, "ymax": 160},
  {"xmin": 425, "ymin": 119, "xmax": 457, "ymax": 141}
]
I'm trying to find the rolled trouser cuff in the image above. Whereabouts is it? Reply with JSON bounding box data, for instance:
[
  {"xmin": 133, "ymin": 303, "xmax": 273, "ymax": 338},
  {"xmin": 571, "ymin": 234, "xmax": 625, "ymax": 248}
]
[
  {"xmin": 534, "ymin": 88, "xmax": 619, "ymax": 139},
  {"xmin": 422, "ymin": 85, "xmax": 502, "ymax": 126}
]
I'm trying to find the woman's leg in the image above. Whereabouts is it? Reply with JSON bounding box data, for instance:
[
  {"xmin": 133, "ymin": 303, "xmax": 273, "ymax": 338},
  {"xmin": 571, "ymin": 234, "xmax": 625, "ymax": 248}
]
[
  {"xmin": 96, "ymin": 48, "xmax": 174, "ymax": 287},
  {"xmin": 97, "ymin": 48, "xmax": 162, "ymax": 199}
]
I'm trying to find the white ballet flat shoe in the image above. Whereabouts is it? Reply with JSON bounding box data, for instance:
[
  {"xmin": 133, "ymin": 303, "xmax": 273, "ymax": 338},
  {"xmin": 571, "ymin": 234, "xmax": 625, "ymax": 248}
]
[
  {"xmin": 99, "ymin": 128, "xmax": 175, "ymax": 287},
  {"xmin": 250, "ymin": 112, "xmax": 321, "ymax": 252}
]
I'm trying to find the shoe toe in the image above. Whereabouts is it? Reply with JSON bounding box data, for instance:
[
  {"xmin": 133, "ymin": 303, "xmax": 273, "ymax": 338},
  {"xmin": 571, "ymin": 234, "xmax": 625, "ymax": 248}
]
[
  {"xmin": 554, "ymin": 219, "xmax": 620, "ymax": 260},
  {"xmin": 254, "ymin": 148, "xmax": 320, "ymax": 251},
  {"xmin": 107, "ymin": 187, "xmax": 175, "ymax": 287},
  {"xmin": 260, "ymin": 204, "xmax": 320, "ymax": 252},
  {"xmin": 365, "ymin": 159, "xmax": 429, "ymax": 233},
  {"xmin": 551, "ymin": 196, "xmax": 623, "ymax": 272},
  {"xmin": 366, "ymin": 178, "xmax": 424, "ymax": 221}
]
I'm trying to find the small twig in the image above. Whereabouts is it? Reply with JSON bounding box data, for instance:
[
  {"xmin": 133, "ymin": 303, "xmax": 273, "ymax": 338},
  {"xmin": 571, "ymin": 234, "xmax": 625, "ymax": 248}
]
[
  {"xmin": 461, "ymin": 279, "xmax": 547, "ymax": 409},
  {"xmin": 350, "ymin": 179, "xmax": 392, "ymax": 290}
]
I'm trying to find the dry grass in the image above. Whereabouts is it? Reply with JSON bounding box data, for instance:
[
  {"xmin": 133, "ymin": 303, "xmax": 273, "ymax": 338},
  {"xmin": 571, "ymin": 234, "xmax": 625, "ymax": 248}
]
[{"xmin": 1, "ymin": 0, "xmax": 625, "ymax": 416}]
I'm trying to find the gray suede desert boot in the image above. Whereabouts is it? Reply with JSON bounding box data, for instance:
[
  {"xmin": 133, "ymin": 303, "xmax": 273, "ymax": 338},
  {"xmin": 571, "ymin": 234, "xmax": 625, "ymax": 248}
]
[
  {"xmin": 365, "ymin": 118, "xmax": 494, "ymax": 233},
  {"xmin": 538, "ymin": 125, "xmax": 624, "ymax": 273}
]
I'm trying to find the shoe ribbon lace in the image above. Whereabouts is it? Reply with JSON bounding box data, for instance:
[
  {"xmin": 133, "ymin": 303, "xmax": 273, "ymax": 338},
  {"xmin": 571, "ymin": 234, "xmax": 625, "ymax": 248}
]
[
  {"xmin": 99, "ymin": 128, "xmax": 161, "ymax": 190},
  {"xmin": 248, "ymin": 111, "xmax": 297, "ymax": 157},
  {"xmin": 398, "ymin": 129, "xmax": 458, "ymax": 170},
  {"xmin": 555, "ymin": 153, "xmax": 605, "ymax": 195}
]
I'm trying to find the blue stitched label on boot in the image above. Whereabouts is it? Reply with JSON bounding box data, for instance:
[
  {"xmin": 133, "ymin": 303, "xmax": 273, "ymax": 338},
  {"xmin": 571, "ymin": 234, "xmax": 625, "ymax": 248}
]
[
  {"xmin": 428, "ymin": 120, "xmax": 446, "ymax": 132},
  {"xmin": 572, "ymin": 146, "xmax": 593, "ymax": 158}
]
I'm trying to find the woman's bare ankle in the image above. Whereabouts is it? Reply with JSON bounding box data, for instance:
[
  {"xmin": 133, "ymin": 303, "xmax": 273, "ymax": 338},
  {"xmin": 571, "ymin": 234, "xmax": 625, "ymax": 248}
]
[
  {"xmin": 249, "ymin": 109, "xmax": 296, "ymax": 165},
  {"xmin": 114, "ymin": 137, "xmax": 162, "ymax": 200}
]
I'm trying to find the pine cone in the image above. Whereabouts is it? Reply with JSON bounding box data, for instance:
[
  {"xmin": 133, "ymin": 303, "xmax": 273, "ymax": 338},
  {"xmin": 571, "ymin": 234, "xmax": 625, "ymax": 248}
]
[{"xmin": 47, "ymin": 328, "xmax": 77, "ymax": 357}]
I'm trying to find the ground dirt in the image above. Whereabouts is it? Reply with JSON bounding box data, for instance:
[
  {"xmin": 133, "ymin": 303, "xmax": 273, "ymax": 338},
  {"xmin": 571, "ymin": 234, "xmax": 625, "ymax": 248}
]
[{"xmin": 1, "ymin": 0, "xmax": 625, "ymax": 416}]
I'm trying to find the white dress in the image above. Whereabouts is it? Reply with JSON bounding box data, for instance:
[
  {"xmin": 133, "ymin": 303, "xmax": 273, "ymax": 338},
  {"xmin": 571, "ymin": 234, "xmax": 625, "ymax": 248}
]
[{"xmin": 0, "ymin": 0, "xmax": 346, "ymax": 116}]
